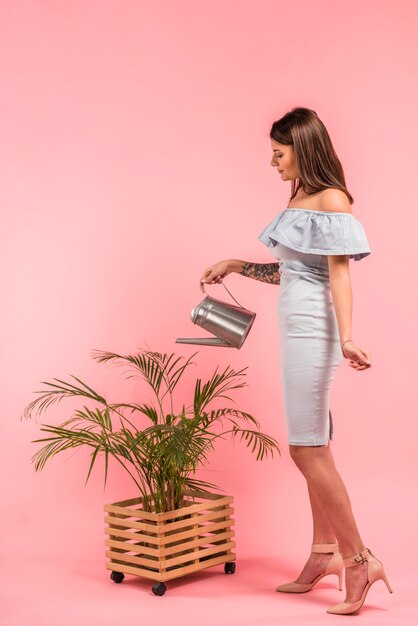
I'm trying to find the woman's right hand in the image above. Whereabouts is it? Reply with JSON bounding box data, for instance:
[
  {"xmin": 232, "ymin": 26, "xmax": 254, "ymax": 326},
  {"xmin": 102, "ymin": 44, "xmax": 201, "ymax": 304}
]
[
  {"xmin": 341, "ymin": 340, "xmax": 372, "ymax": 371},
  {"xmin": 199, "ymin": 260, "xmax": 233, "ymax": 292}
]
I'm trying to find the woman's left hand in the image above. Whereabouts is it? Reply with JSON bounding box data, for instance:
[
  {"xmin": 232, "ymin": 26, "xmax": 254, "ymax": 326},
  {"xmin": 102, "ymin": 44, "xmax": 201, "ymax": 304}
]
[{"xmin": 341, "ymin": 341, "xmax": 372, "ymax": 371}]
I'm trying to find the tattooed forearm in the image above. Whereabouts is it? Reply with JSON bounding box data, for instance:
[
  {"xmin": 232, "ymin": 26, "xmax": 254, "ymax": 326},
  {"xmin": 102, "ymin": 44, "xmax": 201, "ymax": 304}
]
[{"xmin": 239, "ymin": 262, "xmax": 281, "ymax": 284}]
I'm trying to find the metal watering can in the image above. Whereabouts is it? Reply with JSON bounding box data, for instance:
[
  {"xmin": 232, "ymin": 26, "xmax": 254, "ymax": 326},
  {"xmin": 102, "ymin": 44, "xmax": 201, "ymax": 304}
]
[{"xmin": 175, "ymin": 281, "xmax": 256, "ymax": 349}]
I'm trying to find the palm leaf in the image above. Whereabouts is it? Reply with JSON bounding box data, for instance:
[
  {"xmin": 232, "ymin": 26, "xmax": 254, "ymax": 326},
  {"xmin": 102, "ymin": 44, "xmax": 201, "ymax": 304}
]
[
  {"xmin": 193, "ymin": 365, "xmax": 249, "ymax": 415},
  {"xmin": 110, "ymin": 402, "xmax": 159, "ymax": 424},
  {"xmin": 85, "ymin": 446, "xmax": 101, "ymax": 484},
  {"xmin": 184, "ymin": 476, "xmax": 224, "ymax": 494},
  {"xmin": 150, "ymin": 351, "xmax": 197, "ymax": 398},
  {"xmin": 195, "ymin": 407, "xmax": 261, "ymax": 430},
  {"xmin": 23, "ymin": 376, "xmax": 106, "ymax": 421},
  {"xmin": 228, "ymin": 427, "xmax": 281, "ymax": 461},
  {"xmin": 92, "ymin": 350, "xmax": 166, "ymax": 397}
]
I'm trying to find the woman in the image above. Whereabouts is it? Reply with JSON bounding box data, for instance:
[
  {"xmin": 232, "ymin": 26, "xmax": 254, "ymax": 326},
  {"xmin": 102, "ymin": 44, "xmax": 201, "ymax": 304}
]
[{"xmin": 199, "ymin": 107, "xmax": 392, "ymax": 616}]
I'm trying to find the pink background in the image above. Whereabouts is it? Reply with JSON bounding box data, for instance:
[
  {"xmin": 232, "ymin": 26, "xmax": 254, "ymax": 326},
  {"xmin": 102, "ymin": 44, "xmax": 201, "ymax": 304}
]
[{"xmin": 1, "ymin": 1, "xmax": 417, "ymax": 624}]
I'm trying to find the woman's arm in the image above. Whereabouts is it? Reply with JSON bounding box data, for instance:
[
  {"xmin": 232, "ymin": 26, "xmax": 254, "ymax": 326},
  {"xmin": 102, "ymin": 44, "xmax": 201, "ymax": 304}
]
[
  {"xmin": 328, "ymin": 255, "xmax": 352, "ymax": 347},
  {"xmin": 200, "ymin": 258, "xmax": 281, "ymax": 290},
  {"xmin": 328, "ymin": 254, "xmax": 371, "ymax": 370},
  {"xmin": 233, "ymin": 260, "xmax": 281, "ymax": 284}
]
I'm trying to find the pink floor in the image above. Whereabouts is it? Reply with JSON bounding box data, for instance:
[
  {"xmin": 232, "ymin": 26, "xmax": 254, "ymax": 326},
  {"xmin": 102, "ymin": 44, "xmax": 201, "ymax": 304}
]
[{"xmin": 2, "ymin": 551, "xmax": 412, "ymax": 626}]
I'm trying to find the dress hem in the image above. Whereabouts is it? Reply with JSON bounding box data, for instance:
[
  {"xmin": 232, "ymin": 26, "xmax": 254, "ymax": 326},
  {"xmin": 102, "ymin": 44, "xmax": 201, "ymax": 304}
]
[{"xmin": 287, "ymin": 439, "xmax": 330, "ymax": 447}]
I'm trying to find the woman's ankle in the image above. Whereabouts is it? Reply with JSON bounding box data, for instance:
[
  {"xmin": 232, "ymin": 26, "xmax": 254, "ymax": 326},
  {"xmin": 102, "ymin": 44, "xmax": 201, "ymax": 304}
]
[
  {"xmin": 340, "ymin": 544, "xmax": 366, "ymax": 560},
  {"xmin": 312, "ymin": 538, "xmax": 338, "ymax": 546}
]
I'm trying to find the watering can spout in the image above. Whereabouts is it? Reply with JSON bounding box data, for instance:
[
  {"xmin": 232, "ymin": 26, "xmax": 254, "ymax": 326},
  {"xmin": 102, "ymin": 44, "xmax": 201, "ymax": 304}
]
[{"xmin": 175, "ymin": 337, "xmax": 233, "ymax": 347}]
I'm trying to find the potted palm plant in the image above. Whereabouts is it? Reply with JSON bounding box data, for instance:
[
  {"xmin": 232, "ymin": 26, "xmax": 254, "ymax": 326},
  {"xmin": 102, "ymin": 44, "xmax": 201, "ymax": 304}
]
[{"xmin": 23, "ymin": 348, "xmax": 280, "ymax": 595}]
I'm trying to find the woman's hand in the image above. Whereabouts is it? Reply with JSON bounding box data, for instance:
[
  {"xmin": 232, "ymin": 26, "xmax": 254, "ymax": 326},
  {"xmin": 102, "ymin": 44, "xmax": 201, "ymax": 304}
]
[
  {"xmin": 199, "ymin": 260, "xmax": 234, "ymax": 292},
  {"xmin": 342, "ymin": 340, "xmax": 372, "ymax": 371}
]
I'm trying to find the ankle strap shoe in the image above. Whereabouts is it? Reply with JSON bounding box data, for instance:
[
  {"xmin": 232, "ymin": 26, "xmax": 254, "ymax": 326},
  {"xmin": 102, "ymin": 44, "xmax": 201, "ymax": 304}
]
[
  {"xmin": 327, "ymin": 548, "xmax": 393, "ymax": 615},
  {"xmin": 275, "ymin": 542, "xmax": 343, "ymax": 593}
]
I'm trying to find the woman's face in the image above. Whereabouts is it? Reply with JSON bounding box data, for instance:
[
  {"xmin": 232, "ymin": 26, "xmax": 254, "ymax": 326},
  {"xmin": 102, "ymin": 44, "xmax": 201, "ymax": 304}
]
[{"xmin": 270, "ymin": 139, "xmax": 299, "ymax": 181}]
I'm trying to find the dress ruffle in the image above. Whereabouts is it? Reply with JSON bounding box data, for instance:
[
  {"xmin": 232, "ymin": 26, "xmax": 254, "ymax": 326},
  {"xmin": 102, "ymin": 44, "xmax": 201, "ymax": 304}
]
[{"xmin": 258, "ymin": 208, "xmax": 371, "ymax": 261}]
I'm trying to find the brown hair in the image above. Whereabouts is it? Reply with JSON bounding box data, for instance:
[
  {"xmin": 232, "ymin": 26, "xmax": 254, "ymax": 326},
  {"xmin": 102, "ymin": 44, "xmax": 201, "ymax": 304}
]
[{"xmin": 270, "ymin": 107, "xmax": 354, "ymax": 204}]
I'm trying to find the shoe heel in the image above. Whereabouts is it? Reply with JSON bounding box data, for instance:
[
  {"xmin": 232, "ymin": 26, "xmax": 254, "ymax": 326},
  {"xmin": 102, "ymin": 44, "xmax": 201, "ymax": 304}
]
[
  {"xmin": 380, "ymin": 572, "xmax": 393, "ymax": 594},
  {"xmin": 337, "ymin": 569, "xmax": 343, "ymax": 591}
]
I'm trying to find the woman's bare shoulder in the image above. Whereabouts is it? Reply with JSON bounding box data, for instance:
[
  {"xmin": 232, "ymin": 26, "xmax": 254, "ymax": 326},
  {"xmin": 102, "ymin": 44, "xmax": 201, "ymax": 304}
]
[{"xmin": 320, "ymin": 189, "xmax": 352, "ymax": 213}]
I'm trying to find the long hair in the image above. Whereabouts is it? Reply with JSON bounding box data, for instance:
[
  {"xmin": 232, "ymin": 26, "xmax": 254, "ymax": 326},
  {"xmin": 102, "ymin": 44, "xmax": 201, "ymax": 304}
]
[{"xmin": 270, "ymin": 107, "xmax": 354, "ymax": 204}]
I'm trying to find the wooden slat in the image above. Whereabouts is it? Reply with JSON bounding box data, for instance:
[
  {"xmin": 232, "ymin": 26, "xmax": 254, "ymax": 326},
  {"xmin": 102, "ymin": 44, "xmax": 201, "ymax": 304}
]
[
  {"xmin": 104, "ymin": 503, "xmax": 159, "ymax": 522},
  {"xmin": 105, "ymin": 537, "xmax": 161, "ymax": 557},
  {"xmin": 105, "ymin": 515, "xmax": 160, "ymax": 534},
  {"xmin": 107, "ymin": 496, "xmax": 144, "ymax": 508},
  {"xmin": 105, "ymin": 552, "xmax": 236, "ymax": 583},
  {"xmin": 161, "ymin": 541, "xmax": 235, "ymax": 568},
  {"xmin": 105, "ymin": 526, "xmax": 159, "ymax": 545},
  {"xmin": 105, "ymin": 492, "xmax": 233, "ymax": 522},
  {"xmin": 106, "ymin": 550, "xmax": 162, "ymax": 571},
  {"xmin": 182, "ymin": 489, "xmax": 225, "ymax": 500},
  {"xmin": 161, "ymin": 530, "xmax": 235, "ymax": 557},
  {"xmin": 105, "ymin": 529, "xmax": 161, "ymax": 555},
  {"xmin": 161, "ymin": 552, "xmax": 236, "ymax": 582},
  {"xmin": 160, "ymin": 519, "xmax": 235, "ymax": 546},
  {"xmin": 105, "ymin": 529, "xmax": 235, "ymax": 556},
  {"xmin": 160, "ymin": 552, "xmax": 236, "ymax": 582},
  {"xmin": 105, "ymin": 518, "xmax": 235, "ymax": 556},
  {"xmin": 107, "ymin": 490, "xmax": 230, "ymax": 507},
  {"xmin": 105, "ymin": 533, "xmax": 235, "ymax": 570},
  {"xmin": 158, "ymin": 506, "xmax": 234, "ymax": 535},
  {"xmin": 105, "ymin": 534, "xmax": 235, "ymax": 566},
  {"xmin": 191, "ymin": 512, "xmax": 199, "ymax": 568},
  {"xmin": 105, "ymin": 506, "xmax": 234, "ymax": 537},
  {"xmin": 156, "ymin": 495, "xmax": 234, "ymax": 522},
  {"xmin": 105, "ymin": 499, "xmax": 233, "ymax": 525},
  {"xmin": 105, "ymin": 508, "xmax": 234, "ymax": 545},
  {"xmin": 106, "ymin": 496, "xmax": 170, "ymax": 513},
  {"xmin": 105, "ymin": 541, "xmax": 161, "ymax": 567},
  {"xmin": 106, "ymin": 560, "xmax": 163, "ymax": 582},
  {"xmin": 107, "ymin": 496, "xmax": 232, "ymax": 524}
]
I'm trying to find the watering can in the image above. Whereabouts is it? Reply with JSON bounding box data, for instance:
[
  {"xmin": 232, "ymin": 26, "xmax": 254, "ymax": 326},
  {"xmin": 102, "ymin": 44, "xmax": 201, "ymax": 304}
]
[{"xmin": 175, "ymin": 281, "xmax": 256, "ymax": 349}]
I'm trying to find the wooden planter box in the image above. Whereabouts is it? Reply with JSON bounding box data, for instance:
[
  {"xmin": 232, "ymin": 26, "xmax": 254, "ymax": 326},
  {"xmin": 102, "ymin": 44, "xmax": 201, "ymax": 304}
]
[{"xmin": 104, "ymin": 489, "xmax": 236, "ymax": 595}]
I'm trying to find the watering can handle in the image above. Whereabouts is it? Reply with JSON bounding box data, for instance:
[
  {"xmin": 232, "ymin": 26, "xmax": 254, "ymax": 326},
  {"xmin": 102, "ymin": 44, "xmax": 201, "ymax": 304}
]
[{"xmin": 202, "ymin": 280, "xmax": 245, "ymax": 309}]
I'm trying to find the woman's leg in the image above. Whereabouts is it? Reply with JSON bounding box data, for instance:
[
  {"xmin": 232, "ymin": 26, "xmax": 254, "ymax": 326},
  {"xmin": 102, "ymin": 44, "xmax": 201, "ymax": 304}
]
[
  {"xmin": 289, "ymin": 444, "xmax": 368, "ymax": 601},
  {"xmin": 293, "ymin": 485, "xmax": 338, "ymax": 584},
  {"xmin": 308, "ymin": 484, "xmax": 337, "ymax": 544}
]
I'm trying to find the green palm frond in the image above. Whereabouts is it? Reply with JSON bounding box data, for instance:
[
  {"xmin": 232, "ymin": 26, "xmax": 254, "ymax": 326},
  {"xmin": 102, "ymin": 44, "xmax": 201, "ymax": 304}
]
[
  {"xmin": 23, "ymin": 376, "xmax": 107, "ymax": 421},
  {"xmin": 196, "ymin": 407, "xmax": 261, "ymax": 430},
  {"xmin": 193, "ymin": 365, "xmax": 249, "ymax": 416},
  {"xmin": 24, "ymin": 348, "xmax": 281, "ymax": 512},
  {"xmin": 110, "ymin": 402, "xmax": 159, "ymax": 424},
  {"xmin": 228, "ymin": 427, "xmax": 281, "ymax": 461},
  {"xmin": 32, "ymin": 424, "xmax": 104, "ymax": 471},
  {"xmin": 92, "ymin": 349, "xmax": 196, "ymax": 398},
  {"xmin": 157, "ymin": 425, "xmax": 213, "ymax": 473},
  {"xmin": 184, "ymin": 476, "xmax": 224, "ymax": 494},
  {"xmin": 92, "ymin": 349, "xmax": 166, "ymax": 397},
  {"xmin": 145, "ymin": 351, "xmax": 197, "ymax": 398}
]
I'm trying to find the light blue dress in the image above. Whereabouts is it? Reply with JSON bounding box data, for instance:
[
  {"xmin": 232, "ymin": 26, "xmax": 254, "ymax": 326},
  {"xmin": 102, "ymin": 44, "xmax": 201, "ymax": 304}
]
[{"xmin": 258, "ymin": 208, "xmax": 371, "ymax": 446}]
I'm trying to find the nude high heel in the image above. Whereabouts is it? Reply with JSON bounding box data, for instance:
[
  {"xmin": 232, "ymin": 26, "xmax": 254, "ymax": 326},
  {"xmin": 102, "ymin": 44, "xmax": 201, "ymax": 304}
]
[
  {"xmin": 275, "ymin": 543, "xmax": 343, "ymax": 593},
  {"xmin": 327, "ymin": 548, "xmax": 393, "ymax": 615}
]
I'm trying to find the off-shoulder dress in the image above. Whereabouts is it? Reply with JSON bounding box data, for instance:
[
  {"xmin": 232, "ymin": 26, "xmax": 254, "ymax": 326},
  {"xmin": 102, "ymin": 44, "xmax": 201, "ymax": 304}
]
[{"xmin": 258, "ymin": 208, "xmax": 371, "ymax": 446}]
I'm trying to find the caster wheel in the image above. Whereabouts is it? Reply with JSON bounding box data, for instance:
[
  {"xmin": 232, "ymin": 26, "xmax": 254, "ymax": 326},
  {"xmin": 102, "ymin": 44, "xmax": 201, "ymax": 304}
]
[
  {"xmin": 152, "ymin": 583, "xmax": 167, "ymax": 596},
  {"xmin": 224, "ymin": 562, "xmax": 236, "ymax": 574},
  {"xmin": 110, "ymin": 571, "xmax": 125, "ymax": 584}
]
